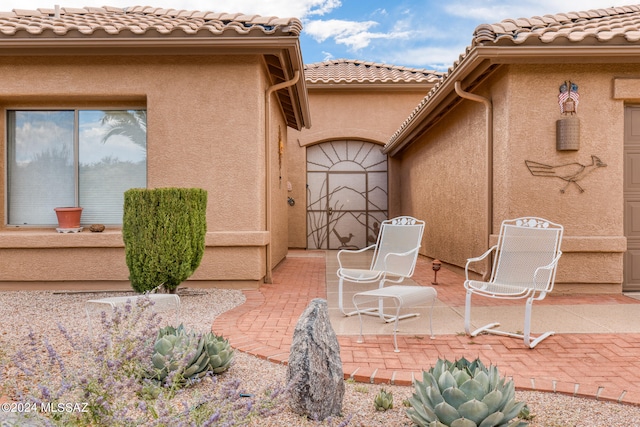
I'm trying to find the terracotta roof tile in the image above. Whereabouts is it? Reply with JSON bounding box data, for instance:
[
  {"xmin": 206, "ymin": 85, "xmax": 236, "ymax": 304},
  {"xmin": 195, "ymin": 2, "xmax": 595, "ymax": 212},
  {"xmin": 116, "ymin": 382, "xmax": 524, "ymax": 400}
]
[
  {"xmin": 304, "ymin": 59, "xmax": 442, "ymax": 85},
  {"xmin": 0, "ymin": 5, "xmax": 302, "ymax": 38},
  {"xmin": 473, "ymin": 4, "xmax": 640, "ymax": 46}
]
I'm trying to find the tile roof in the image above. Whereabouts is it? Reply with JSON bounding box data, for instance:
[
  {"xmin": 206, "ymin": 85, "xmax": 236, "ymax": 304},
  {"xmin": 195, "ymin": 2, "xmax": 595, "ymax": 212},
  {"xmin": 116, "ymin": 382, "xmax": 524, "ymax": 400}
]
[
  {"xmin": 0, "ymin": 5, "xmax": 310, "ymax": 130},
  {"xmin": 0, "ymin": 5, "xmax": 302, "ymax": 38},
  {"xmin": 472, "ymin": 4, "xmax": 640, "ymax": 46},
  {"xmin": 385, "ymin": 4, "xmax": 640, "ymax": 154},
  {"xmin": 304, "ymin": 59, "xmax": 442, "ymax": 85}
]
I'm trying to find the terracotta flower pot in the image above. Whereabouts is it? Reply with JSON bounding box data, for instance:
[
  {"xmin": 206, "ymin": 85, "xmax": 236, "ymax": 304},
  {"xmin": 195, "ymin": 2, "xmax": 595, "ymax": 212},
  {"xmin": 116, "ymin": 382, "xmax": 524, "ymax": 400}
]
[{"xmin": 54, "ymin": 207, "xmax": 83, "ymax": 229}]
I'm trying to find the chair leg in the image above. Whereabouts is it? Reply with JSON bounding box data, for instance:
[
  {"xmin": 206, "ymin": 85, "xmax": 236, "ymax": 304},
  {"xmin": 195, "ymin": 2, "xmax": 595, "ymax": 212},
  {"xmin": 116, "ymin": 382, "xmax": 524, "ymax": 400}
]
[
  {"xmin": 354, "ymin": 295, "xmax": 403, "ymax": 352},
  {"xmin": 465, "ymin": 289, "xmax": 500, "ymax": 337},
  {"xmin": 523, "ymin": 297, "xmax": 554, "ymax": 349},
  {"xmin": 464, "ymin": 290, "xmax": 472, "ymax": 335},
  {"xmin": 338, "ymin": 277, "xmax": 356, "ymax": 316},
  {"xmin": 338, "ymin": 277, "xmax": 375, "ymax": 317},
  {"xmin": 466, "ymin": 291, "xmax": 554, "ymax": 348}
]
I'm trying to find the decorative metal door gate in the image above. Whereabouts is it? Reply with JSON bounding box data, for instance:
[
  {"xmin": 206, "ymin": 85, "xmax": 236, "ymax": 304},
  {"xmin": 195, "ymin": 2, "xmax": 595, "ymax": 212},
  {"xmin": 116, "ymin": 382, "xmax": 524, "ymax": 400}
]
[{"xmin": 306, "ymin": 140, "xmax": 388, "ymax": 249}]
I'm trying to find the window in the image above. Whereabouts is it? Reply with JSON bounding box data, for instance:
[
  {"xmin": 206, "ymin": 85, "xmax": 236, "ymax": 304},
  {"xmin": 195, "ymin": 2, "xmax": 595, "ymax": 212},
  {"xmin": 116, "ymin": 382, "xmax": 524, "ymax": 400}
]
[{"xmin": 7, "ymin": 109, "xmax": 146, "ymax": 225}]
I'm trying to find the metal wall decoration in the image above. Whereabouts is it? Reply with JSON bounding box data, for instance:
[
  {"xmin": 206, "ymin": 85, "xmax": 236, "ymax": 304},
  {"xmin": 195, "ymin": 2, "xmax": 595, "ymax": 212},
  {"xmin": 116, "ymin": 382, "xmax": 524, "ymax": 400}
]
[
  {"xmin": 558, "ymin": 81, "xmax": 579, "ymax": 115},
  {"xmin": 306, "ymin": 140, "xmax": 387, "ymax": 250},
  {"xmin": 525, "ymin": 155, "xmax": 607, "ymax": 193},
  {"xmin": 278, "ymin": 125, "xmax": 284, "ymax": 187}
]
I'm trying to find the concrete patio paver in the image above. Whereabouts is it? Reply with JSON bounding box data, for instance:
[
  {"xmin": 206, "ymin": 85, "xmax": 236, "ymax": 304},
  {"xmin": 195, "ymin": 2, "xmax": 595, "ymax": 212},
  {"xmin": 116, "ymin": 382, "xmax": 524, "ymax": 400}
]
[{"xmin": 212, "ymin": 250, "xmax": 640, "ymax": 406}]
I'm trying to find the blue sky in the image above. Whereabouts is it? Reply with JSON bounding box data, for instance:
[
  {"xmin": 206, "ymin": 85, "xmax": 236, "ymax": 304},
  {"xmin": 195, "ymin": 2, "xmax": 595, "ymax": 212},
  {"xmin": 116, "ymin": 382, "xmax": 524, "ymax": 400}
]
[{"xmin": 3, "ymin": 1, "xmax": 633, "ymax": 71}]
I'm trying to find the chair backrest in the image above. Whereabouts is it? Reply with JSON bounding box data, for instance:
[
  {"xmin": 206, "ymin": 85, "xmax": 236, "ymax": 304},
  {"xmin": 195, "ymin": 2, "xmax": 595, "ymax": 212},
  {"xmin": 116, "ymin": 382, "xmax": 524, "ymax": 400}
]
[
  {"xmin": 491, "ymin": 217, "xmax": 563, "ymax": 291},
  {"xmin": 370, "ymin": 216, "xmax": 425, "ymax": 277}
]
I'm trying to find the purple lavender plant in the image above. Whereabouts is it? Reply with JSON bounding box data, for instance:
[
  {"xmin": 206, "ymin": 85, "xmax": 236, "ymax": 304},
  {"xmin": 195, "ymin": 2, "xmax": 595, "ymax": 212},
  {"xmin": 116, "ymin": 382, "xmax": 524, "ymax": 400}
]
[{"xmin": 0, "ymin": 294, "xmax": 289, "ymax": 426}]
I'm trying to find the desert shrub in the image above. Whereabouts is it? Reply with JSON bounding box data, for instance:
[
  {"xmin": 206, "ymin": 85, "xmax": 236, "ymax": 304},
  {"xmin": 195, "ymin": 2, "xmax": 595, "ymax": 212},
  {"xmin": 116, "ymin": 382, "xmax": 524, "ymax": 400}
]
[{"xmin": 123, "ymin": 187, "xmax": 207, "ymax": 293}]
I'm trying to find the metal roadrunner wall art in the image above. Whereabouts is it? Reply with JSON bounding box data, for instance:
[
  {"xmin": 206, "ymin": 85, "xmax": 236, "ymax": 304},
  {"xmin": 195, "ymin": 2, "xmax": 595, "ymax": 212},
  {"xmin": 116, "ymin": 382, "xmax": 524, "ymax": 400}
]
[{"xmin": 525, "ymin": 155, "xmax": 606, "ymax": 193}]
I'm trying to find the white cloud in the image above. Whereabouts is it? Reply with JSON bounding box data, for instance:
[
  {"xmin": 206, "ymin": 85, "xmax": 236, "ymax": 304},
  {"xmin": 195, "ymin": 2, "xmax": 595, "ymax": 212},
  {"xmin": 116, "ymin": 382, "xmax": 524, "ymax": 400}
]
[
  {"xmin": 305, "ymin": 19, "xmax": 411, "ymax": 51},
  {"xmin": 384, "ymin": 45, "xmax": 469, "ymax": 72},
  {"xmin": 321, "ymin": 51, "xmax": 335, "ymax": 61},
  {"xmin": 444, "ymin": 0, "xmax": 632, "ymax": 22},
  {"xmin": 305, "ymin": 19, "xmax": 377, "ymax": 43}
]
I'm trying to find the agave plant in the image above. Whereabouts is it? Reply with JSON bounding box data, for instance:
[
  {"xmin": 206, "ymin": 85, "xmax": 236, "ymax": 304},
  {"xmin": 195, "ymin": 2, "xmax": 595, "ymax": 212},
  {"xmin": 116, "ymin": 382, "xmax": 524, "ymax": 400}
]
[
  {"xmin": 148, "ymin": 324, "xmax": 233, "ymax": 385},
  {"xmin": 406, "ymin": 358, "xmax": 528, "ymax": 427},
  {"xmin": 374, "ymin": 388, "xmax": 394, "ymax": 411},
  {"xmin": 149, "ymin": 324, "xmax": 209, "ymax": 384},
  {"xmin": 202, "ymin": 331, "xmax": 234, "ymax": 374}
]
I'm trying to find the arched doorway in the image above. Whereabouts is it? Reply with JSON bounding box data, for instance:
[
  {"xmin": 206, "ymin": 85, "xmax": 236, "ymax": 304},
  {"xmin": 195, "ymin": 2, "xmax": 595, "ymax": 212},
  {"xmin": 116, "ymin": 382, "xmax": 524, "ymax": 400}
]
[{"xmin": 306, "ymin": 140, "xmax": 388, "ymax": 249}]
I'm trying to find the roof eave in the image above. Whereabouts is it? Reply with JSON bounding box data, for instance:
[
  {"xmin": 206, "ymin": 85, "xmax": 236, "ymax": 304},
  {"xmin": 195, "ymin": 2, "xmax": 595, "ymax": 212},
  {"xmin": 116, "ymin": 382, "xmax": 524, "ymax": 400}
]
[
  {"xmin": 383, "ymin": 48, "xmax": 488, "ymax": 156},
  {"xmin": 384, "ymin": 44, "xmax": 640, "ymax": 156},
  {"xmin": 0, "ymin": 36, "xmax": 298, "ymax": 55},
  {"xmin": 0, "ymin": 35, "xmax": 311, "ymax": 129},
  {"xmin": 279, "ymin": 43, "xmax": 311, "ymax": 130},
  {"xmin": 475, "ymin": 44, "xmax": 640, "ymax": 63}
]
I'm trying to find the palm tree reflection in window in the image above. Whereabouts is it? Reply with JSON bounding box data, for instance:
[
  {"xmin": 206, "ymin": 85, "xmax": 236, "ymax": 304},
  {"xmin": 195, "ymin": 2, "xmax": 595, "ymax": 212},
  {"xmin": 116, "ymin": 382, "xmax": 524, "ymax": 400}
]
[
  {"xmin": 100, "ymin": 110, "xmax": 147, "ymax": 149},
  {"xmin": 78, "ymin": 110, "xmax": 147, "ymax": 224}
]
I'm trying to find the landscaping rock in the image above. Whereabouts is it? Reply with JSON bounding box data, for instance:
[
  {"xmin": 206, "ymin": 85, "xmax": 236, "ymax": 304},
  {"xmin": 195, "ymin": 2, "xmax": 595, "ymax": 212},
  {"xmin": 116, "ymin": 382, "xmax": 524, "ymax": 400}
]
[{"xmin": 286, "ymin": 298, "xmax": 344, "ymax": 421}]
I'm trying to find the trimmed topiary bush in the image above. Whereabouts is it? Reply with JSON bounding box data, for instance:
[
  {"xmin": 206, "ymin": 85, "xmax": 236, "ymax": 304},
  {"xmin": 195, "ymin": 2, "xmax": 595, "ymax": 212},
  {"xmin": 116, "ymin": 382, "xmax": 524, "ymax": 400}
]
[{"xmin": 123, "ymin": 187, "xmax": 207, "ymax": 293}]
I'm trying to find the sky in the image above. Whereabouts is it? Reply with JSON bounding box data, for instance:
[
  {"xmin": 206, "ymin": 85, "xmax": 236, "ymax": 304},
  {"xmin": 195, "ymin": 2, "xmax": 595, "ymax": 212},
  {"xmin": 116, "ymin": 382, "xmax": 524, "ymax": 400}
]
[{"xmin": 1, "ymin": 1, "xmax": 634, "ymax": 71}]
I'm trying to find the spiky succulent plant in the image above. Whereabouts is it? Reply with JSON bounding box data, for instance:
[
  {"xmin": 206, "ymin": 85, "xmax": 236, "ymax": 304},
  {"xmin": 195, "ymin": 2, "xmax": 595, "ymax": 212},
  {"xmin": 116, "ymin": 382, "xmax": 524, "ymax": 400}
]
[
  {"xmin": 374, "ymin": 388, "xmax": 394, "ymax": 411},
  {"xmin": 202, "ymin": 331, "xmax": 234, "ymax": 374},
  {"xmin": 406, "ymin": 358, "xmax": 528, "ymax": 427},
  {"xmin": 148, "ymin": 324, "xmax": 233, "ymax": 385}
]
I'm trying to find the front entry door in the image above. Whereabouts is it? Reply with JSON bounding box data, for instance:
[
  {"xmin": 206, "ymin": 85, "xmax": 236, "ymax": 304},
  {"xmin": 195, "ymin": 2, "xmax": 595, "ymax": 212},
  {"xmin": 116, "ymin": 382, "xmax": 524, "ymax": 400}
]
[
  {"xmin": 307, "ymin": 140, "xmax": 388, "ymax": 249},
  {"xmin": 624, "ymin": 106, "xmax": 640, "ymax": 290}
]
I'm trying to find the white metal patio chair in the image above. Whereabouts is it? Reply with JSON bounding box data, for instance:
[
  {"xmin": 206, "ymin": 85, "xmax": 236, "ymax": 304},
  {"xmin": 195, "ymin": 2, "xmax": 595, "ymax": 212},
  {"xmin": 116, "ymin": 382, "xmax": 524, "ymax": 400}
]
[
  {"xmin": 464, "ymin": 217, "xmax": 563, "ymax": 348},
  {"xmin": 337, "ymin": 216, "xmax": 425, "ymax": 322}
]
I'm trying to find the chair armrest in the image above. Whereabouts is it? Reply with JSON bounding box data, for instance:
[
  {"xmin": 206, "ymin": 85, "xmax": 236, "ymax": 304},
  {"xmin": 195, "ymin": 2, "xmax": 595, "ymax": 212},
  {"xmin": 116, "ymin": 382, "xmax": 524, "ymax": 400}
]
[
  {"xmin": 380, "ymin": 247, "xmax": 420, "ymax": 273},
  {"xmin": 533, "ymin": 250, "xmax": 563, "ymax": 292},
  {"xmin": 465, "ymin": 246, "xmax": 496, "ymax": 281},
  {"xmin": 337, "ymin": 244, "xmax": 376, "ymax": 270}
]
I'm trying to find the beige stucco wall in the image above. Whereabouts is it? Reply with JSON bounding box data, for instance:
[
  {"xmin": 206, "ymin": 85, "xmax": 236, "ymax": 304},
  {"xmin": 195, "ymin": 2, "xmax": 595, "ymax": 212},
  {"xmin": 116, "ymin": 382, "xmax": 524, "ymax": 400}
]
[
  {"xmin": 0, "ymin": 54, "xmax": 287, "ymax": 288},
  {"xmin": 494, "ymin": 64, "xmax": 625, "ymax": 291},
  {"xmin": 394, "ymin": 95, "xmax": 489, "ymax": 271},
  {"xmin": 287, "ymin": 88, "xmax": 431, "ymax": 248},
  {"xmin": 394, "ymin": 63, "xmax": 631, "ymax": 293}
]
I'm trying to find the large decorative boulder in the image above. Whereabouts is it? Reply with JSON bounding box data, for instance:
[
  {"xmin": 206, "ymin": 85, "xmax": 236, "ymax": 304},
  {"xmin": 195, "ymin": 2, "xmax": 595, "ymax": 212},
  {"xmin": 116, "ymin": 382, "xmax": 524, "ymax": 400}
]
[{"xmin": 287, "ymin": 298, "xmax": 344, "ymax": 421}]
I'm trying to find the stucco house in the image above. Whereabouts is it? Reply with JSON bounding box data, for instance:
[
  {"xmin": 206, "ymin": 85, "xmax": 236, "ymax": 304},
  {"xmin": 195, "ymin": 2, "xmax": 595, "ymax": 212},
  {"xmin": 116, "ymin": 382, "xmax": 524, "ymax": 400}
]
[
  {"xmin": 0, "ymin": 5, "xmax": 310, "ymax": 289},
  {"xmin": 380, "ymin": 4, "xmax": 640, "ymax": 293},
  {"xmin": 1, "ymin": 4, "xmax": 639, "ymax": 294}
]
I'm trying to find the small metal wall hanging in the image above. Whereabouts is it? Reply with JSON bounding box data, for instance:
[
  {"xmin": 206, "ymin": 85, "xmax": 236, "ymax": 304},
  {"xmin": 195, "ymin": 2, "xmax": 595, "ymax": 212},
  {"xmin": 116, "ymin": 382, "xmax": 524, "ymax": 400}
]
[
  {"xmin": 557, "ymin": 81, "xmax": 580, "ymax": 151},
  {"xmin": 558, "ymin": 81, "xmax": 579, "ymax": 115},
  {"xmin": 525, "ymin": 155, "xmax": 606, "ymax": 193}
]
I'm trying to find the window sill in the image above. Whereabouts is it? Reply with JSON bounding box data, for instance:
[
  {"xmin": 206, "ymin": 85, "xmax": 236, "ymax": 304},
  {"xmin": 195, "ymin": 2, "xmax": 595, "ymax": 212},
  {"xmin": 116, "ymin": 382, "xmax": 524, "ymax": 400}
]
[
  {"xmin": 0, "ymin": 229, "xmax": 124, "ymax": 248},
  {"xmin": 0, "ymin": 230, "xmax": 269, "ymax": 248}
]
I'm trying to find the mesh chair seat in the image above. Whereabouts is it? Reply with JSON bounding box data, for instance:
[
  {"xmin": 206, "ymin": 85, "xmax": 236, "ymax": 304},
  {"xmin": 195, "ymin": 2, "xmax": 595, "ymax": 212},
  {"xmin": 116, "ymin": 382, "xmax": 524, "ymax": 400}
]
[
  {"xmin": 465, "ymin": 280, "xmax": 535, "ymax": 298},
  {"xmin": 338, "ymin": 268, "xmax": 385, "ymax": 282}
]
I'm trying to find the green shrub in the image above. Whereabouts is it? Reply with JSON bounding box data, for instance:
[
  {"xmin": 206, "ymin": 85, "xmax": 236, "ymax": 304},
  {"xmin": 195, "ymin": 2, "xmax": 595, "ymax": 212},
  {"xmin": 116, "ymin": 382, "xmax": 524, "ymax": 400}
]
[{"xmin": 123, "ymin": 187, "xmax": 207, "ymax": 293}]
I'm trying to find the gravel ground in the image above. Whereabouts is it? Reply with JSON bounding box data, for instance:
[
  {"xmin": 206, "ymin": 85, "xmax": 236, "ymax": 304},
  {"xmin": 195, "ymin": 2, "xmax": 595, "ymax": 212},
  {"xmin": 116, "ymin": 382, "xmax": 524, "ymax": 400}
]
[{"xmin": 1, "ymin": 288, "xmax": 640, "ymax": 426}]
